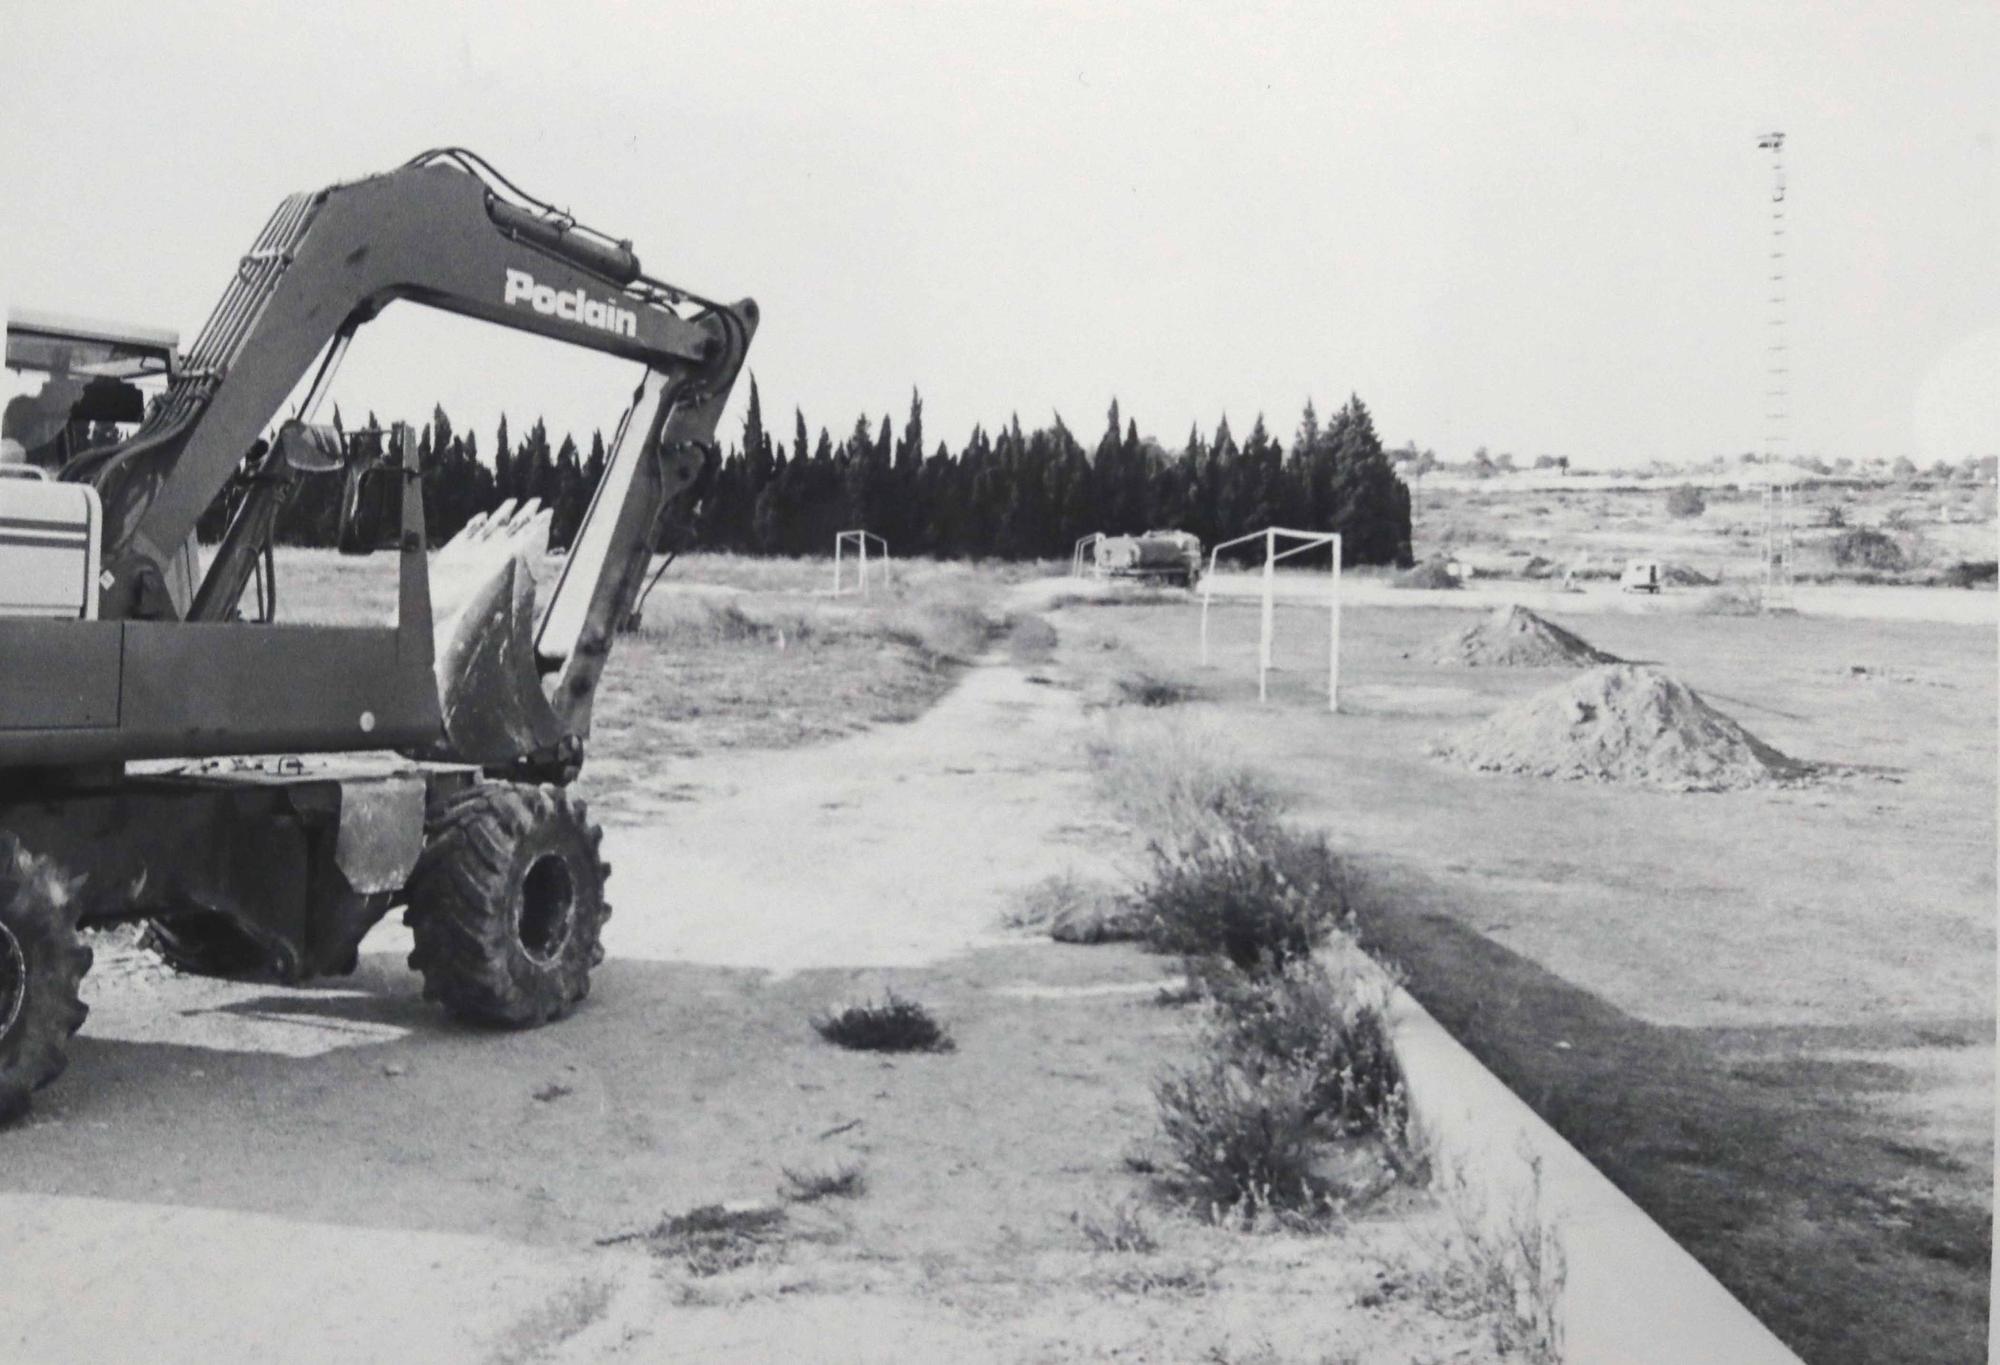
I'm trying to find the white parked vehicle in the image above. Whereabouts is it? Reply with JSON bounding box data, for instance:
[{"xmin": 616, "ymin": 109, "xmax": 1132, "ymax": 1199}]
[{"xmin": 1620, "ymin": 559, "xmax": 1663, "ymax": 594}]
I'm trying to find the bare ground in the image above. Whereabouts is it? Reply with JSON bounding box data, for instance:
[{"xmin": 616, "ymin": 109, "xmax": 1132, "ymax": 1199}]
[
  {"xmin": 1053, "ymin": 590, "xmax": 1994, "ymax": 1365},
  {"xmin": 2, "ymin": 581, "xmax": 1506, "ymax": 1364}
]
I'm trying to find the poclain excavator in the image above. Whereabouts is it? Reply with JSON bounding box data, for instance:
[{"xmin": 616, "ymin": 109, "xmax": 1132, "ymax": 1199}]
[{"xmin": 0, "ymin": 150, "xmax": 758, "ymax": 1120}]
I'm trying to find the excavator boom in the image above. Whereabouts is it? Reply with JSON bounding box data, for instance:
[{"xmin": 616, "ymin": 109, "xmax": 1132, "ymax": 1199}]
[{"xmin": 2, "ymin": 149, "xmax": 757, "ymax": 777}]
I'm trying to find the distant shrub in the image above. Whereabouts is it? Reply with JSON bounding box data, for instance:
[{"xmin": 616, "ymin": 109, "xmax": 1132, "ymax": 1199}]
[
  {"xmin": 1830, "ymin": 527, "xmax": 1905, "ymax": 571},
  {"xmin": 1694, "ymin": 587, "xmax": 1761, "ymax": 616},
  {"xmin": 1112, "ymin": 665, "xmax": 1199, "ymax": 708},
  {"xmin": 1665, "ymin": 485, "xmax": 1707, "ymax": 518},
  {"xmin": 1943, "ymin": 560, "xmax": 1998, "ymax": 589},
  {"xmin": 811, "ymin": 993, "xmax": 954, "ymax": 1053}
]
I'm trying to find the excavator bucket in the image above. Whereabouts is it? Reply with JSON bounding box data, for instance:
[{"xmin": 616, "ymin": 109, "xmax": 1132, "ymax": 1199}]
[{"xmin": 429, "ymin": 506, "xmax": 567, "ymax": 766}]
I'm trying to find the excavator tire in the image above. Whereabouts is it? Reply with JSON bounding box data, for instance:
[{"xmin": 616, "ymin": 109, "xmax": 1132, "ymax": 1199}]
[
  {"xmin": 0, "ymin": 835, "xmax": 90, "ymax": 1124},
  {"xmin": 404, "ymin": 782, "xmax": 609, "ymax": 1028}
]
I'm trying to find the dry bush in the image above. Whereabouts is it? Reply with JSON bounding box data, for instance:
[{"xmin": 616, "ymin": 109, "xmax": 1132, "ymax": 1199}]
[
  {"xmin": 1830, "ymin": 527, "xmax": 1906, "ymax": 571},
  {"xmin": 1139, "ymin": 819, "xmax": 1343, "ymax": 975},
  {"xmin": 1665, "ymin": 484, "xmax": 1707, "ymax": 518},
  {"xmin": 1206, "ymin": 961, "xmax": 1403, "ymax": 1138},
  {"xmin": 1153, "ymin": 1054, "xmax": 1329, "ymax": 1212},
  {"xmin": 1942, "ymin": 559, "xmax": 1998, "ymax": 589},
  {"xmin": 812, "ymin": 992, "xmax": 954, "ymax": 1053}
]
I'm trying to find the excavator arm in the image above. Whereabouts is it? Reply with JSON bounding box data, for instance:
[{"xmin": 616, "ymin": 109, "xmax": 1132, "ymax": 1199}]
[
  {"xmin": 80, "ymin": 149, "xmax": 753, "ymax": 624},
  {"xmin": 4, "ymin": 151, "xmax": 756, "ymax": 777}
]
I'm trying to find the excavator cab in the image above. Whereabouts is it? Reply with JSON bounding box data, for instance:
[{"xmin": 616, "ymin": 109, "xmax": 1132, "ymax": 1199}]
[{"xmin": 2, "ymin": 311, "xmax": 184, "ymax": 615}]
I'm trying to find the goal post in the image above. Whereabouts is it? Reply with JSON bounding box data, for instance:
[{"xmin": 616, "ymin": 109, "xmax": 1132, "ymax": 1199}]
[
  {"xmin": 832, "ymin": 530, "xmax": 891, "ymax": 597},
  {"xmin": 1198, "ymin": 527, "xmax": 1342, "ymax": 711}
]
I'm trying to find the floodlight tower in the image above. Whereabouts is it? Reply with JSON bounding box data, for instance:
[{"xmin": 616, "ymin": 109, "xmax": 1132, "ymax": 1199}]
[{"xmin": 1757, "ymin": 131, "xmax": 1795, "ymax": 611}]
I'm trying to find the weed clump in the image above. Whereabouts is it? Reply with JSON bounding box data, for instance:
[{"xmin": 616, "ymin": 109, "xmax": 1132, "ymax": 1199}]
[
  {"xmin": 1154, "ymin": 1055, "xmax": 1328, "ymax": 1211},
  {"xmin": 1153, "ymin": 962, "xmax": 1410, "ymax": 1214},
  {"xmin": 1138, "ymin": 819, "xmax": 1344, "ymax": 975},
  {"xmin": 1112, "ymin": 666, "xmax": 1200, "ymax": 708},
  {"xmin": 606, "ymin": 1202, "xmax": 790, "ymax": 1276},
  {"xmin": 812, "ymin": 992, "xmax": 955, "ymax": 1053}
]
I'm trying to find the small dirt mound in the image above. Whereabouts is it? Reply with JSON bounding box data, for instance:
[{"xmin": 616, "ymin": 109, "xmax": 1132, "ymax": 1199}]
[
  {"xmin": 1435, "ymin": 664, "xmax": 1809, "ymax": 791},
  {"xmin": 1429, "ymin": 604, "xmax": 1619, "ymax": 668}
]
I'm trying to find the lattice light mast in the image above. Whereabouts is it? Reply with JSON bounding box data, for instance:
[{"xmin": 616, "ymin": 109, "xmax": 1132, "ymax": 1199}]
[{"xmin": 1757, "ymin": 131, "xmax": 1795, "ymax": 612}]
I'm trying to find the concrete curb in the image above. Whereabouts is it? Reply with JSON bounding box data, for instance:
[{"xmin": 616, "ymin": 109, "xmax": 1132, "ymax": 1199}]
[{"xmin": 1386, "ymin": 987, "xmax": 1805, "ymax": 1364}]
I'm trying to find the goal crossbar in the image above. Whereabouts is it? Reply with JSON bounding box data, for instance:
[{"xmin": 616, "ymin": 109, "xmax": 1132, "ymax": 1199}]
[{"xmin": 1198, "ymin": 527, "xmax": 1343, "ymax": 711}]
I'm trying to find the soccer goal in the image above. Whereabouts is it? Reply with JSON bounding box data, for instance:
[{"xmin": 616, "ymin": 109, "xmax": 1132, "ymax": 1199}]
[
  {"xmin": 1071, "ymin": 532, "xmax": 1104, "ymax": 578},
  {"xmin": 1198, "ymin": 527, "xmax": 1343, "ymax": 711},
  {"xmin": 832, "ymin": 530, "xmax": 891, "ymax": 596}
]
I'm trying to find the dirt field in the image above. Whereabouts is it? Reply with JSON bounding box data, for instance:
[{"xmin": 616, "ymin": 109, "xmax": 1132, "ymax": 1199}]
[
  {"xmin": 1414, "ymin": 470, "xmax": 1997, "ymax": 586},
  {"xmin": 1052, "ymin": 587, "xmax": 1994, "ymax": 1365},
  {"xmin": 3, "ymin": 560, "xmax": 1512, "ymax": 1363}
]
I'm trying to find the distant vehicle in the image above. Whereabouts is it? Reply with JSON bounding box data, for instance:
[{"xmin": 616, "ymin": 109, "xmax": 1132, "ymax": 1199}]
[
  {"xmin": 1082, "ymin": 529, "xmax": 1203, "ymax": 589},
  {"xmin": 1620, "ymin": 559, "xmax": 1663, "ymax": 593}
]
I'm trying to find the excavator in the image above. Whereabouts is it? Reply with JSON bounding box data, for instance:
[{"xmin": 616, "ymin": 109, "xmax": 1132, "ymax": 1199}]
[{"xmin": 0, "ymin": 150, "xmax": 757, "ymax": 1120}]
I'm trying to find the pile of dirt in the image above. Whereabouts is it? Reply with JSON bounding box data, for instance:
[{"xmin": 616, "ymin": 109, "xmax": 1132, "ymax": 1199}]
[
  {"xmin": 1427, "ymin": 604, "xmax": 1619, "ymax": 668},
  {"xmin": 1434, "ymin": 663, "xmax": 1809, "ymax": 791}
]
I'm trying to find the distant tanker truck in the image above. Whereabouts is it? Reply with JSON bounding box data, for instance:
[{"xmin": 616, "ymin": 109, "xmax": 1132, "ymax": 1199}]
[{"xmin": 1076, "ymin": 529, "xmax": 1204, "ymax": 589}]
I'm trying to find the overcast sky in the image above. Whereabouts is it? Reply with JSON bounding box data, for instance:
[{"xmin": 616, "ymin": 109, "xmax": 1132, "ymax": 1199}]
[{"xmin": 3, "ymin": 1, "xmax": 1995, "ymax": 467}]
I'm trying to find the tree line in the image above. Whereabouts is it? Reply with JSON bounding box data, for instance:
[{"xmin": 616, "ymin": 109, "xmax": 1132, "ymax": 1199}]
[{"xmin": 199, "ymin": 386, "xmax": 1414, "ymax": 566}]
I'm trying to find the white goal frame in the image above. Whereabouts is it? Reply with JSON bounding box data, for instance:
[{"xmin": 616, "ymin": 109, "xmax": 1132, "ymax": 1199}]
[
  {"xmin": 1198, "ymin": 527, "xmax": 1342, "ymax": 711},
  {"xmin": 832, "ymin": 530, "xmax": 891, "ymax": 596},
  {"xmin": 1071, "ymin": 532, "xmax": 1104, "ymax": 578}
]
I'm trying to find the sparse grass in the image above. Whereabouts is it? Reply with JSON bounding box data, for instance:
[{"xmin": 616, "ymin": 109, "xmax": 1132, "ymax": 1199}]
[
  {"xmin": 1008, "ymin": 871, "xmax": 1147, "ymax": 944},
  {"xmin": 1074, "ymin": 1199, "xmax": 1161, "ymax": 1253},
  {"xmin": 1088, "ymin": 716, "xmax": 1284, "ymax": 857},
  {"xmin": 1421, "ymin": 1154, "xmax": 1568, "ymax": 1365},
  {"xmin": 779, "ymin": 1161, "xmax": 867, "ymax": 1203},
  {"xmin": 602, "ymin": 1202, "xmax": 791, "ymax": 1277},
  {"xmin": 812, "ymin": 992, "xmax": 955, "ymax": 1053}
]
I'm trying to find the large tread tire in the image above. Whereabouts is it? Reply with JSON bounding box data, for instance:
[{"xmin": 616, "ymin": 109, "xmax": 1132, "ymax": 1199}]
[
  {"xmin": 404, "ymin": 782, "xmax": 610, "ymax": 1028},
  {"xmin": 0, "ymin": 836, "xmax": 90, "ymax": 1124}
]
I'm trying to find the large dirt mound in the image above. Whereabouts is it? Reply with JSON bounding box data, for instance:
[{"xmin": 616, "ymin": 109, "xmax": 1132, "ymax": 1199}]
[
  {"xmin": 1429, "ymin": 604, "xmax": 1619, "ymax": 668},
  {"xmin": 1435, "ymin": 664, "xmax": 1809, "ymax": 791}
]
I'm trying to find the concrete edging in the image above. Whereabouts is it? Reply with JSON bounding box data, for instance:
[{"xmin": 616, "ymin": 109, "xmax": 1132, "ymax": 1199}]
[{"xmin": 1385, "ymin": 986, "xmax": 1805, "ymax": 1364}]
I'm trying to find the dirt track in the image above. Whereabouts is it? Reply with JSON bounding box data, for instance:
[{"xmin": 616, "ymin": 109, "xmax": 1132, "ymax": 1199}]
[{"xmin": 1, "ymin": 609, "xmax": 1489, "ymax": 1364}]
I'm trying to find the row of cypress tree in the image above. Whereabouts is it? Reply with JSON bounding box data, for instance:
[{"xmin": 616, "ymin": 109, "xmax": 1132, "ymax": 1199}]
[{"xmin": 198, "ymin": 386, "xmax": 1413, "ymax": 567}]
